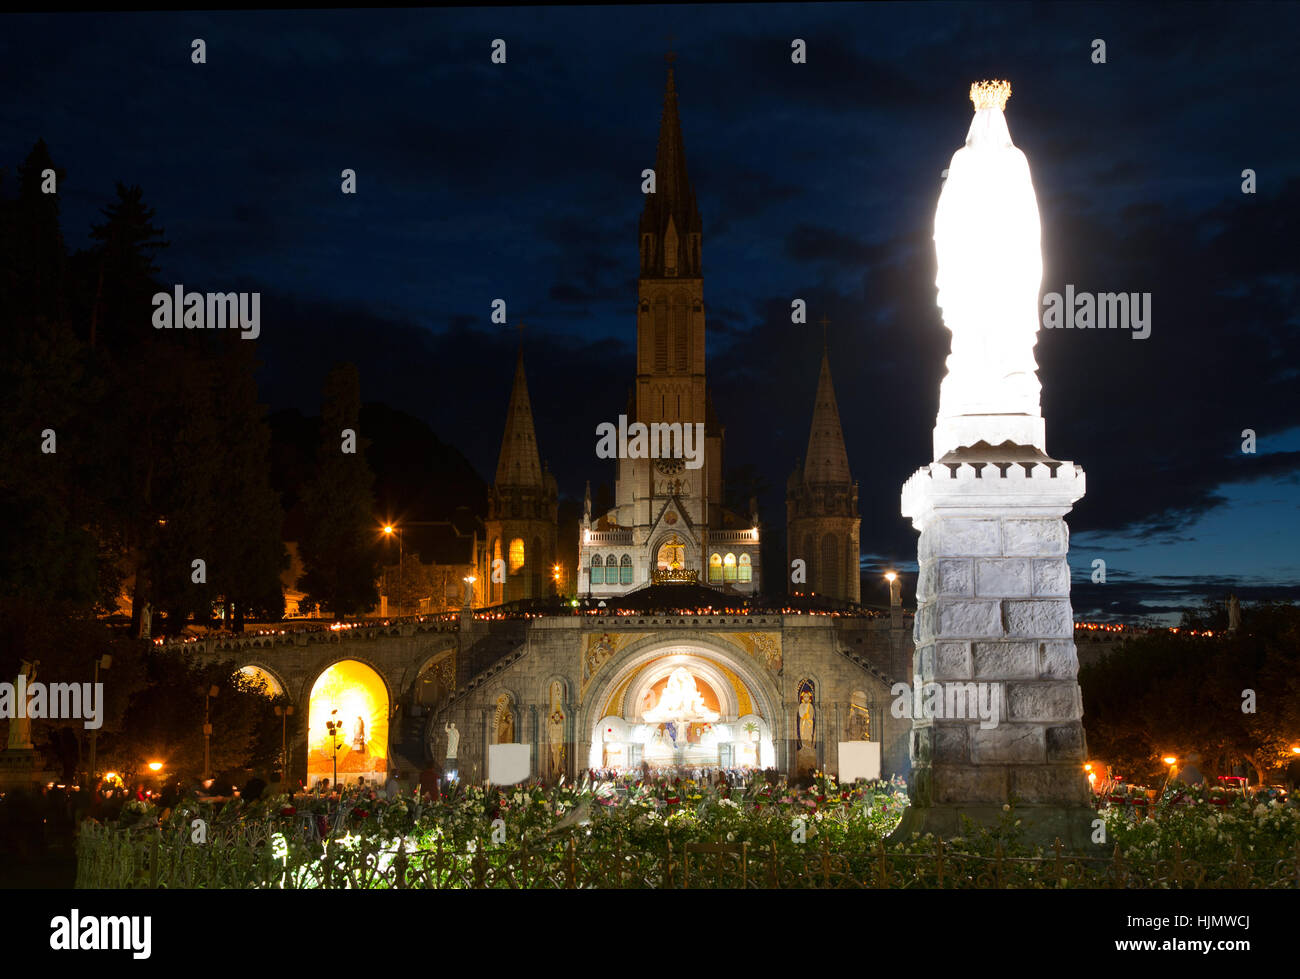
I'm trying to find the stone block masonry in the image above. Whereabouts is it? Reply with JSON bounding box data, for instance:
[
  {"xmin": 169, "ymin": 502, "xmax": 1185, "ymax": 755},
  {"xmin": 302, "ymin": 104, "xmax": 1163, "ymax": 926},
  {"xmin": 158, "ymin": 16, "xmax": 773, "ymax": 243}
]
[{"xmin": 894, "ymin": 457, "xmax": 1097, "ymax": 849}]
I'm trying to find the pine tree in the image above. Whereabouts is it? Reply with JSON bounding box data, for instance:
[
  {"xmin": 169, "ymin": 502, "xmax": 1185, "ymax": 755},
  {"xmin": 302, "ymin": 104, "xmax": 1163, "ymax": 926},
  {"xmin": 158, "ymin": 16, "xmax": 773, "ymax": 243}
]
[
  {"xmin": 296, "ymin": 364, "xmax": 382, "ymax": 619},
  {"xmin": 86, "ymin": 182, "xmax": 168, "ymax": 351}
]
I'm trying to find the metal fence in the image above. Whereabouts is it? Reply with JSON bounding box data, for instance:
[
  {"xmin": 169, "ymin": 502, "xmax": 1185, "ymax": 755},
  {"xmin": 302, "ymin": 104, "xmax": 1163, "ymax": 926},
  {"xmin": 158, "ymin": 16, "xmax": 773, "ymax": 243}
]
[{"xmin": 76, "ymin": 822, "xmax": 1300, "ymax": 889}]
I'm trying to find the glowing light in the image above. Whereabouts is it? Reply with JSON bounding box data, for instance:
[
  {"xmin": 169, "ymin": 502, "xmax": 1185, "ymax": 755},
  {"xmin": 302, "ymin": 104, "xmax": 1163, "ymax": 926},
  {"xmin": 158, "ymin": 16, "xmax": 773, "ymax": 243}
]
[
  {"xmin": 1163, "ymin": 756, "xmax": 1177, "ymax": 766},
  {"xmin": 383, "ymin": 525, "xmax": 394, "ymax": 534},
  {"xmin": 147, "ymin": 762, "xmax": 163, "ymax": 772},
  {"xmin": 933, "ymin": 77, "xmax": 1043, "ymax": 453},
  {"xmin": 885, "ymin": 572, "xmax": 897, "ymax": 583},
  {"xmin": 308, "ymin": 660, "xmax": 388, "ymax": 784}
]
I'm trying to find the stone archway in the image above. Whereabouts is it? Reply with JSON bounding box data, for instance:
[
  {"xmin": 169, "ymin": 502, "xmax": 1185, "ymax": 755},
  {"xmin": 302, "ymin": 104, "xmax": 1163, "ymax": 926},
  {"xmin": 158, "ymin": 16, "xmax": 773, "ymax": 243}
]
[
  {"xmin": 307, "ymin": 659, "xmax": 390, "ymax": 789},
  {"xmin": 579, "ymin": 635, "xmax": 782, "ymax": 773}
]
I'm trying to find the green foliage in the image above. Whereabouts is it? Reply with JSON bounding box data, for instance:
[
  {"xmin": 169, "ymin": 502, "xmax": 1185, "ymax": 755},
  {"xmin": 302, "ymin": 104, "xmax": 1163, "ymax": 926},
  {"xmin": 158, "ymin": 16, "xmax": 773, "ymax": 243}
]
[
  {"xmin": 1080, "ymin": 601, "xmax": 1300, "ymax": 785},
  {"xmin": 296, "ymin": 364, "xmax": 382, "ymax": 619}
]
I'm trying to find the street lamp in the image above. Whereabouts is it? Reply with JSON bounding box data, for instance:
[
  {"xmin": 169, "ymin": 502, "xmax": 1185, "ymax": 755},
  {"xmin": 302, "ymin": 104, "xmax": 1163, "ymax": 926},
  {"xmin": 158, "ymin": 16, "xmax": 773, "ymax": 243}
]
[
  {"xmin": 202, "ymin": 684, "xmax": 219, "ymax": 780},
  {"xmin": 324, "ymin": 710, "xmax": 345, "ymax": 791},
  {"xmin": 87, "ymin": 654, "xmax": 111, "ymax": 784},
  {"xmin": 463, "ymin": 574, "xmax": 476, "ymax": 609},
  {"xmin": 553, "ymin": 563, "xmax": 562, "ymax": 596},
  {"xmin": 274, "ymin": 704, "xmax": 295, "ymax": 785},
  {"xmin": 383, "ymin": 524, "xmax": 404, "ymax": 617}
]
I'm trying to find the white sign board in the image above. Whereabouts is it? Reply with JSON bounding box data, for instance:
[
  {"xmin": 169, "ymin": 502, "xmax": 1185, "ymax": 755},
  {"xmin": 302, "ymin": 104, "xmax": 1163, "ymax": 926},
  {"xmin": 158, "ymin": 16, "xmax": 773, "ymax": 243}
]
[
  {"xmin": 487, "ymin": 743, "xmax": 531, "ymax": 785},
  {"xmin": 838, "ymin": 741, "xmax": 881, "ymax": 783}
]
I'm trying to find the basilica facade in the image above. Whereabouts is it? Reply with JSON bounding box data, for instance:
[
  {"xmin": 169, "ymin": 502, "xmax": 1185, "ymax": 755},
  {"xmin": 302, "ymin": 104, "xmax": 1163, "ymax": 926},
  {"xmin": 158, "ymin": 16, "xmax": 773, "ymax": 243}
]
[{"xmin": 185, "ymin": 64, "xmax": 909, "ymax": 789}]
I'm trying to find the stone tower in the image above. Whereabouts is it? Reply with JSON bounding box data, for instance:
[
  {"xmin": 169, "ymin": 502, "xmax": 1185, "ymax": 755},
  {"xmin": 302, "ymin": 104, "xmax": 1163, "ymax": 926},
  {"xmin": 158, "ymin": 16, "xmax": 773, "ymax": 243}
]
[
  {"xmin": 787, "ymin": 345, "xmax": 861, "ymax": 603},
  {"xmin": 486, "ymin": 348, "xmax": 558, "ymax": 605},
  {"xmin": 578, "ymin": 60, "xmax": 760, "ymax": 597}
]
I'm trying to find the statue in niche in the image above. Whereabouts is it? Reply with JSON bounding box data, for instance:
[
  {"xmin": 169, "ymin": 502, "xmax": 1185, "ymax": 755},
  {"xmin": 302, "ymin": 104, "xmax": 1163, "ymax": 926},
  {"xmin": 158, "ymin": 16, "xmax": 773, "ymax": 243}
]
[
  {"xmin": 495, "ymin": 696, "xmax": 515, "ymax": 744},
  {"xmin": 444, "ymin": 722, "xmax": 459, "ymax": 760},
  {"xmin": 351, "ymin": 715, "xmax": 367, "ymax": 755},
  {"xmin": 796, "ymin": 680, "xmax": 816, "ymax": 750}
]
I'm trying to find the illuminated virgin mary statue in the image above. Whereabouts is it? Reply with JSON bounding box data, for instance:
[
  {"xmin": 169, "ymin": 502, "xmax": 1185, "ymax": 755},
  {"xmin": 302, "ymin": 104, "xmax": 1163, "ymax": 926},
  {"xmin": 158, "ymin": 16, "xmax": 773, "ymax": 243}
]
[{"xmin": 934, "ymin": 80, "xmax": 1043, "ymax": 430}]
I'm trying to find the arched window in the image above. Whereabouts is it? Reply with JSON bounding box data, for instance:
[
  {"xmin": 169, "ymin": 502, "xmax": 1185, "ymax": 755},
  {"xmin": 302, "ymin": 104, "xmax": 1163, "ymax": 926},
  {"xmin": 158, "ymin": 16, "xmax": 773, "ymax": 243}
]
[
  {"xmin": 738, "ymin": 552, "xmax": 752, "ymax": 583},
  {"xmin": 620, "ymin": 553, "xmax": 633, "ymax": 585},
  {"xmin": 708, "ymin": 553, "xmax": 723, "ymax": 583},
  {"xmin": 509, "ymin": 538, "xmax": 525, "ymax": 574},
  {"xmin": 590, "ymin": 554, "xmax": 604, "ymax": 586},
  {"xmin": 723, "ymin": 553, "xmax": 737, "ymax": 582},
  {"xmin": 656, "ymin": 534, "xmax": 685, "ymax": 570}
]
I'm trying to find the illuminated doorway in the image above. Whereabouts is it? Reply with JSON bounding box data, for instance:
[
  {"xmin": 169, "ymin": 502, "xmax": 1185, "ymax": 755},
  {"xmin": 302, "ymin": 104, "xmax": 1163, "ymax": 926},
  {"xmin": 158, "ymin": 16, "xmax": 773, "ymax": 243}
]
[{"xmin": 308, "ymin": 660, "xmax": 388, "ymax": 789}]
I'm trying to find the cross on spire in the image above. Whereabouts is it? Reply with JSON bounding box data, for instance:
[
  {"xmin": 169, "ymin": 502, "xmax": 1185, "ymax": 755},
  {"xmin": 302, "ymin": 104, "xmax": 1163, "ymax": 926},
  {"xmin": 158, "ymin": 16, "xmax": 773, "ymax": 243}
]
[{"xmin": 819, "ymin": 313, "xmax": 831, "ymax": 348}]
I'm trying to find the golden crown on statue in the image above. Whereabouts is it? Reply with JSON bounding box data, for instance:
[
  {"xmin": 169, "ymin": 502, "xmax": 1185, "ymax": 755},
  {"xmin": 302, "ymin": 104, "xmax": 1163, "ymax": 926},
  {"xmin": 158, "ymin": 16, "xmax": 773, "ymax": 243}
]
[{"xmin": 969, "ymin": 79, "xmax": 1011, "ymax": 111}]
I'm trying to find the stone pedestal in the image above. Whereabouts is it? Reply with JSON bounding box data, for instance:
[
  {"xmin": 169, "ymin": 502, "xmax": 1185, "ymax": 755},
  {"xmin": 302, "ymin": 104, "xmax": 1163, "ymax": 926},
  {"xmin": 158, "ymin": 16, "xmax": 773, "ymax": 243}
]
[{"xmin": 892, "ymin": 447, "xmax": 1097, "ymax": 849}]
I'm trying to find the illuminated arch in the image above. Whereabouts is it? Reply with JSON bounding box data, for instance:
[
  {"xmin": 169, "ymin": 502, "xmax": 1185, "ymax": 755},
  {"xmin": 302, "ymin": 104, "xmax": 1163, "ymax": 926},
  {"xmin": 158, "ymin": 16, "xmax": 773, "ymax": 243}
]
[
  {"xmin": 709, "ymin": 553, "xmax": 722, "ymax": 583},
  {"xmin": 723, "ymin": 552, "xmax": 737, "ymax": 582},
  {"xmin": 509, "ymin": 538, "xmax": 525, "ymax": 574},
  {"xmin": 308, "ymin": 659, "xmax": 388, "ymax": 788},
  {"xmin": 235, "ymin": 664, "xmax": 285, "ymax": 698},
  {"xmin": 738, "ymin": 552, "xmax": 752, "ymax": 583}
]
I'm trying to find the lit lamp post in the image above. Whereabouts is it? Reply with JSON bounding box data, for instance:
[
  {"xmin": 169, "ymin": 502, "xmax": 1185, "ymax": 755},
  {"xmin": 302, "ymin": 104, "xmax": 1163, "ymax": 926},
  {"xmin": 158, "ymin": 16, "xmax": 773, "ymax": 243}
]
[
  {"xmin": 275, "ymin": 704, "xmax": 295, "ymax": 785},
  {"xmin": 87, "ymin": 653, "xmax": 111, "ymax": 784},
  {"xmin": 462, "ymin": 574, "xmax": 476, "ymax": 609},
  {"xmin": 383, "ymin": 524, "xmax": 404, "ymax": 617},
  {"xmin": 325, "ymin": 710, "xmax": 345, "ymax": 791},
  {"xmin": 553, "ymin": 563, "xmax": 562, "ymax": 597},
  {"xmin": 1160, "ymin": 755, "xmax": 1177, "ymax": 794},
  {"xmin": 202, "ymin": 684, "xmax": 219, "ymax": 780}
]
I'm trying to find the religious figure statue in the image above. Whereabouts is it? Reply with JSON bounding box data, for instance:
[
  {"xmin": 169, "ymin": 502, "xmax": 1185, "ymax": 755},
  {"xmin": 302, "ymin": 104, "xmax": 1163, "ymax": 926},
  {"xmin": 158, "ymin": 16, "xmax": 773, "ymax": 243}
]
[
  {"xmin": 444, "ymin": 722, "xmax": 459, "ymax": 760},
  {"xmin": 1227, "ymin": 593, "xmax": 1241, "ymax": 632},
  {"xmin": 933, "ymin": 80, "xmax": 1043, "ymax": 422},
  {"xmin": 496, "ymin": 699, "xmax": 515, "ymax": 744},
  {"xmin": 795, "ymin": 680, "xmax": 816, "ymax": 751},
  {"xmin": 351, "ymin": 715, "xmax": 366, "ymax": 754},
  {"xmin": 642, "ymin": 667, "xmax": 719, "ymax": 723},
  {"xmin": 7, "ymin": 661, "xmax": 38, "ymax": 750}
]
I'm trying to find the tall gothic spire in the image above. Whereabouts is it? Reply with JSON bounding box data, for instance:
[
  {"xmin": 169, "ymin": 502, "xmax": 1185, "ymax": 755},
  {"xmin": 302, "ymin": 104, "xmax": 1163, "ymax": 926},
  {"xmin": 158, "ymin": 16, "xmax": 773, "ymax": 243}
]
[
  {"xmin": 640, "ymin": 59, "xmax": 702, "ymax": 276},
  {"xmin": 803, "ymin": 347, "xmax": 852, "ymax": 485},
  {"xmin": 494, "ymin": 348, "xmax": 544, "ymax": 488}
]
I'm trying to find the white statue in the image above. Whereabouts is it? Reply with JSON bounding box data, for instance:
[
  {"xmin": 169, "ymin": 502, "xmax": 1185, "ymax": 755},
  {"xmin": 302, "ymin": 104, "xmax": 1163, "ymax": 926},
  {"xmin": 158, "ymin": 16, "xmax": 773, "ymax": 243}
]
[
  {"xmin": 642, "ymin": 667, "xmax": 719, "ymax": 723},
  {"xmin": 444, "ymin": 722, "xmax": 459, "ymax": 760},
  {"xmin": 933, "ymin": 81, "xmax": 1043, "ymax": 427},
  {"xmin": 7, "ymin": 661, "xmax": 37, "ymax": 750}
]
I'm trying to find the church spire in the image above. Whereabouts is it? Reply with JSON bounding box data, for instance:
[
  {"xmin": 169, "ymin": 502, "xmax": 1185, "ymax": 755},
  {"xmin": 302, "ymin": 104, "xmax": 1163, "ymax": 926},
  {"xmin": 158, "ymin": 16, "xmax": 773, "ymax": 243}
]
[
  {"xmin": 494, "ymin": 347, "xmax": 544, "ymax": 489},
  {"xmin": 640, "ymin": 58, "xmax": 702, "ymax": 277},
  {"xmin": 803, "ymin": 346, "xmax": 852, "ymax": 485}
]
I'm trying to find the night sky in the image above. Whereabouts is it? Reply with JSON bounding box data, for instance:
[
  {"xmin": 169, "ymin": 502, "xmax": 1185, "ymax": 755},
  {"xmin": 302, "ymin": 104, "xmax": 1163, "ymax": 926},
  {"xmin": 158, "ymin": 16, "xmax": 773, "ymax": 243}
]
[{"xmin": 6, "ymin": 4, "xmax": 1299, "ymax": 621}]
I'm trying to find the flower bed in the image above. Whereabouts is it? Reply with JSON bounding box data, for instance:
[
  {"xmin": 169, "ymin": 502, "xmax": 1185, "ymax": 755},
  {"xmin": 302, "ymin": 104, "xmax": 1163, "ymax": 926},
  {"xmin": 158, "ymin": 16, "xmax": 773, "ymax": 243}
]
[{"xmin": 75, "ymin": 773, "xmax": 1300, "ymax": 889}]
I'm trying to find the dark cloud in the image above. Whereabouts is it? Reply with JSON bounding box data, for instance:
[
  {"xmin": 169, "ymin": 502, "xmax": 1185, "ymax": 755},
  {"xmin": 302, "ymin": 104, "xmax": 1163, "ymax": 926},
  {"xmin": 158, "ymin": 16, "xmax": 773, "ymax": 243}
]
[{"xmin": 6, "ymin": 4, "xmax": 1300, "ymax": 622}]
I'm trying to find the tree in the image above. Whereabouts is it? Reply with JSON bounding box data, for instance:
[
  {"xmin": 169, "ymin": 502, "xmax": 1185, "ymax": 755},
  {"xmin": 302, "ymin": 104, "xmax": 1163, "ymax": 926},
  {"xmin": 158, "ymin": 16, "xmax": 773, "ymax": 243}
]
[
  {"xmin": 85, "ymin": 181, "xmax": 168, "ymax": 351},
  {"xmin": 1081, "ymin": 601, "xmax": 1300, "ymax": 786},
  {"xmin": 296, "ymin": 364, "xmax": 382, "ymax": 618}
]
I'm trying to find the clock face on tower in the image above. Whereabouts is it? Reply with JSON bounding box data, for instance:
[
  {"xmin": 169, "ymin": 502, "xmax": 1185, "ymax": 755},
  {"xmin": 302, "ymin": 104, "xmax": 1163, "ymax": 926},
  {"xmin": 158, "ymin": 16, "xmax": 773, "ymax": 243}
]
[{"xmin": 655, "ymin": 458, "xmax": 686, "ymax": 476}]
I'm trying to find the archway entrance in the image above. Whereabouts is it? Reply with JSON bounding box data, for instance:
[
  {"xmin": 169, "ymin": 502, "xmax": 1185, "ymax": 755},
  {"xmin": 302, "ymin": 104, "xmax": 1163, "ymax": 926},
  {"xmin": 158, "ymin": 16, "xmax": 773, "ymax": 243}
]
[
  {"xmin": 308, "ymin": 660, "xmax": 388, "ymax": 789},
  {"xmin": 588, "ymin": 649, "xmax": 775, "ymax": 772}
]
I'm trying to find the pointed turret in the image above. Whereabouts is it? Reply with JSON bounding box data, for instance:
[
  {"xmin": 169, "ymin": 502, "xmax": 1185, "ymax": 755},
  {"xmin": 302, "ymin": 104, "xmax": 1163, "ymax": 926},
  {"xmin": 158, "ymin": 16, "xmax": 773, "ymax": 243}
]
[
  {"xmin": 802, "ymin": 346, "xmax": 852, "ymax": 485},
  {"xmin": 486, "ymin": 345, "xmax": 557, "ymax": 606},
  {"xmin": 639, "ymin": 61, "xmax": 703, "ymax": 277},
  {"xmin": 494, "ymin": 349, "xmax": 544, "ymax": 489},
  {"xmin": 786, "ymin": 342, "xmax": 861, "ymax": 604}
]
